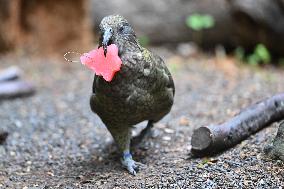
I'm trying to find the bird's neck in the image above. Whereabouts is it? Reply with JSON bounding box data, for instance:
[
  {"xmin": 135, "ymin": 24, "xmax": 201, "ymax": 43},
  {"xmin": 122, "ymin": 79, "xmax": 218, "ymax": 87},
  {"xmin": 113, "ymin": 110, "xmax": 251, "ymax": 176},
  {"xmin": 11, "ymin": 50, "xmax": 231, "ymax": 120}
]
[{"xmin": 116, "ymin": 37, "xmax": 142, "ymax": 56}]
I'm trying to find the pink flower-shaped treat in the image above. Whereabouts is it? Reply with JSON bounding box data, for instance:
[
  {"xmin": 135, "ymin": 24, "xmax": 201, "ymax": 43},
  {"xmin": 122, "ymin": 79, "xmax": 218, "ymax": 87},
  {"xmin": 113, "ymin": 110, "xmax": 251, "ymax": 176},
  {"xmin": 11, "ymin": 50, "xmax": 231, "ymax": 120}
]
[{"xmin": 80, "ymin": 44, "xmax": 122, "ymax": 82}]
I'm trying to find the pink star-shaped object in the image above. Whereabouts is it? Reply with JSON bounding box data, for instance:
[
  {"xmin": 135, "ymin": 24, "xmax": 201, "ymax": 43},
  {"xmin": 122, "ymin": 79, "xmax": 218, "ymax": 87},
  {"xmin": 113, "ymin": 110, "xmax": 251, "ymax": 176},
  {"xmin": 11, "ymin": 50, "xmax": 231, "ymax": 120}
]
[{"xmin": 80, "ymin": 44, "xmax": 122, "ymax": 82}]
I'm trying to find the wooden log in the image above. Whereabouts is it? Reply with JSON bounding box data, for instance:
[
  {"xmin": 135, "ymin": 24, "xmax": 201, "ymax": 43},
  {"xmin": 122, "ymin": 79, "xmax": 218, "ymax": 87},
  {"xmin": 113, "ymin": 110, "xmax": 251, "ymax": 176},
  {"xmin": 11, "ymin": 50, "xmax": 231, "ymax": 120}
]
[
  {"xmin": 0, "ymin": 66, "xmax": 21, "ymax": 82},
  {"xmin": 191, "ymin": 93, "xmax": 284, "ymax": 156},
  {"xmin": 0, "ymin": 80, "xmax": 35, "ymax": 99}
]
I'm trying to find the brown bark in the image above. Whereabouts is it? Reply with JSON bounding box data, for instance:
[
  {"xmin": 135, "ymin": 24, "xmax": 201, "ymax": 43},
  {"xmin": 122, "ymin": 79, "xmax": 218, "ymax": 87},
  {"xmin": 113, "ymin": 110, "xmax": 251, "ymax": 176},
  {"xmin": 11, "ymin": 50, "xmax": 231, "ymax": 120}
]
[
  {"xmin": 191, "ymin": 93, "xmax": 284, "ymax": 156},
  {"xmin": 0, "ymin": 0, "xmax": 91, "ymax": 54}
]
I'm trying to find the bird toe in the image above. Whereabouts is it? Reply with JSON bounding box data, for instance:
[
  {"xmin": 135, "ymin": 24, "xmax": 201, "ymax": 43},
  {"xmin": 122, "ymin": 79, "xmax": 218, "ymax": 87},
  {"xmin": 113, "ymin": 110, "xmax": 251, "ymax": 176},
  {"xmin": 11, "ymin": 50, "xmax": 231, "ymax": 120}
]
[{"xmin": 121, "ymin": 155, "xmax": 143, "ymax": 176}]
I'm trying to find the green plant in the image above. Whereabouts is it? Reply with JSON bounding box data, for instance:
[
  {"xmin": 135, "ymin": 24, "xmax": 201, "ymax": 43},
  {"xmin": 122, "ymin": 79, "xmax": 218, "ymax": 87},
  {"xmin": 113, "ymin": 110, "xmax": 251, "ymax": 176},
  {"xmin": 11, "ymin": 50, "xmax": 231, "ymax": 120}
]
[
  {"xmin": 235, "ymin": 43, "xmax": 271, "ymax": 65},
  {"xmin": 185, "ymin": 14, "xmax": 215, "ymax": 46},
  {"xmin": 186, "ymin": 14, "xmax": 215, "ymax": 31},
  {"xmin": 278, "ymin": 58, "xmax": 284, "ymax": 66},
  {"xmin": 248, "ymin": 44, "xmax": 271, "ymax": 65},
  {"xmin": 234, "ymin": 47, "xmax": 245, "ymax": 61}
]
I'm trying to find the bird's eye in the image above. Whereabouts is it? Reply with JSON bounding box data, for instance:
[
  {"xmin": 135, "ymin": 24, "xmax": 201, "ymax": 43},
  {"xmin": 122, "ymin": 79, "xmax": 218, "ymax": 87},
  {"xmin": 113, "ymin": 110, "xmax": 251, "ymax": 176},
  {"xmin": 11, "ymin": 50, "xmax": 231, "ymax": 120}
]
[
  {"xmin": 119, "ymin": 26, "xmax": 124, "ymax": 33},
  {"xmin": 119, "ymin": 25, "xmax": 131, "ymax": 34}
]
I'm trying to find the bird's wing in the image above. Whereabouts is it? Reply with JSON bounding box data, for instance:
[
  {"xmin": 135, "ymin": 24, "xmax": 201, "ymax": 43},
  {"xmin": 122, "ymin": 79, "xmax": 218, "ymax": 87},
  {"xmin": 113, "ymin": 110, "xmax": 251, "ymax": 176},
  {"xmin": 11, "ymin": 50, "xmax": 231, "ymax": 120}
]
[
  {"xmin": 142, "ymin": 48, "xmax": 175, "ymax": 96},
  {"xmin": 91, "ymin": 74, "xmax": 99, "ymax": 94},
  {"xmin": 90, "ymin": 75, "xmax": 97, "ymax": 113},
  {"xmin": 162, "ymin": 59, "xmax": 175, "ymax": 96}
]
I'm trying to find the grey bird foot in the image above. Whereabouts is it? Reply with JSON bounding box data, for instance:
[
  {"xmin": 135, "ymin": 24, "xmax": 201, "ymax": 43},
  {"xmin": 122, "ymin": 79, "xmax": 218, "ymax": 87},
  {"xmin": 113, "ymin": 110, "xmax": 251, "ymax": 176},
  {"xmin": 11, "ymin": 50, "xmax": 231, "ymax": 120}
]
[{"xmin": 121, "ymin": 153, "xmax": 144, "ymax": 175}]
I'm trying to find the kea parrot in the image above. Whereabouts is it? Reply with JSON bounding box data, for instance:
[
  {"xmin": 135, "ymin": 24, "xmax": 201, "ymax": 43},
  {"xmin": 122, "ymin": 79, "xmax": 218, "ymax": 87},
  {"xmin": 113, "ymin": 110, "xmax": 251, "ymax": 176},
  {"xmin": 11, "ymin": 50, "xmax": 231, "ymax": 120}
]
[{"xmin": 90, "ymin": 15, "xmax": 175, "ymax": 175}]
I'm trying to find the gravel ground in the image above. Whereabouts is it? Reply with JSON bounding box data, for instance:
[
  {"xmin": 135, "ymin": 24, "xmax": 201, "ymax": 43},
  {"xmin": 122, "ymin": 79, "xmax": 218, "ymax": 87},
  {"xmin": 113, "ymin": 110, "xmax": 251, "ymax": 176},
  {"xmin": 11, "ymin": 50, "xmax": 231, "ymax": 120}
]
[{"xmin": 0, "ymin": 50, "xmax": 284, "ymax": 188}]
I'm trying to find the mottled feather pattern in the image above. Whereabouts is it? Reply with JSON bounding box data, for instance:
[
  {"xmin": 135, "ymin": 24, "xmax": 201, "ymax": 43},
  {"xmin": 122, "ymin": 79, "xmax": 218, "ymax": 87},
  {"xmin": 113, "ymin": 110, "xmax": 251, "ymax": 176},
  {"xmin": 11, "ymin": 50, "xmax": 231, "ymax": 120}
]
[{"xmin": 90, "ymin": 16, "xmax": 174, "ymax": 173}]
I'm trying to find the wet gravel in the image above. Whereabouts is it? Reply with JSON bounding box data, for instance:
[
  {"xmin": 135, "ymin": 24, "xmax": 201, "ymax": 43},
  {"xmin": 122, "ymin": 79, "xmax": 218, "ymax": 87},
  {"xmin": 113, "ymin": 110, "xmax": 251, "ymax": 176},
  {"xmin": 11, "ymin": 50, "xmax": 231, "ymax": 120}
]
[{"xmin": 0, "ymin": 51, "xmax": 284, "ymax": 188}]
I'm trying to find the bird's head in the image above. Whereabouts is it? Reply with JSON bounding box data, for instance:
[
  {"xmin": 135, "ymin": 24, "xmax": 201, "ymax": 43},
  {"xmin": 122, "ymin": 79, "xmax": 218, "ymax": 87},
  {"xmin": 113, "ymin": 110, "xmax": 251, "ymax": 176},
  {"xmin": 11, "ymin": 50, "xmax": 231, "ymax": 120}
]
[{"xmin": 99, "ymin": 15, "xmax": 138, "ymax": 56}]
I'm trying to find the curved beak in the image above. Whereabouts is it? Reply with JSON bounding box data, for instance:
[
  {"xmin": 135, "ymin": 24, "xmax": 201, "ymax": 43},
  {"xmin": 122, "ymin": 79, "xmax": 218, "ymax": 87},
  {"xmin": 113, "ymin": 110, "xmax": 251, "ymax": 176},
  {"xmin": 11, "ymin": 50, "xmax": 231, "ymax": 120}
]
[{"xmin": 102, "ymin": 28, "xmax": 112, "ymax": 57}]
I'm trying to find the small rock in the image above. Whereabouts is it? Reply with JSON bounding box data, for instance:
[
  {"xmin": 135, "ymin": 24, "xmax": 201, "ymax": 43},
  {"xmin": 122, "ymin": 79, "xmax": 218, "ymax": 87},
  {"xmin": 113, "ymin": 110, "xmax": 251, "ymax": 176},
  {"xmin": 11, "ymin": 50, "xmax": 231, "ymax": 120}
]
[
  {"xmin": 0, "ymin": 146, "xmax": 5, "ymax": 155},
  {"xmin": 0, "ymin": 131, "xmax": 8, "ymax": 144},
  {"xmin": 162, "ymin": 136, "xmax": 171, "ymax": 141},
  {"xmin": 98, "ymin": 156, "xmax": 103, "ymax": 162},
  {"xmin": 150, "ymin": 129, "xmax": 160, "ymax": 138},
  {"xmin": 156, "ymin": 123, "xmax": 166, "ymax": 129},
  {"xmin": 47, "ymin": 171, "xmax": 54, "ymax": 177},
  {"xmin": 10, "ymin": 151, "xmax": 16, "ymax": 156},
  {"xmin": 164, "ymin": 128, "xmax": 174, "ymax": 134},
  {"xmin": 264, "ymin": 121, "xmax": 284, "ymax": 161},
  {"xmin": 179, "ymin": 116, "xmax": 190, "ymax": 126},
  {"xmin": 14, "ymin": 120, "xmax": 23, "ymax": 128},
  {"xmin": 176, "ymin": 42, "xmax": 198, "ymax": 57},
  {"xmin": 258, "ymin": 179, "xmax": 265, "ymax": 185}
]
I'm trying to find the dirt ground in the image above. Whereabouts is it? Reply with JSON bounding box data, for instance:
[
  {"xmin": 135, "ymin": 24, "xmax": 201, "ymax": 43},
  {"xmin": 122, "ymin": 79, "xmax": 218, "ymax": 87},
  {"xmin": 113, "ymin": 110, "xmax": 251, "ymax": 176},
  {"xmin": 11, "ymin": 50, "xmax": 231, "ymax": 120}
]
[{"xmin": 0, "ymin": 48, "xmax": 284, "ymax": 188}]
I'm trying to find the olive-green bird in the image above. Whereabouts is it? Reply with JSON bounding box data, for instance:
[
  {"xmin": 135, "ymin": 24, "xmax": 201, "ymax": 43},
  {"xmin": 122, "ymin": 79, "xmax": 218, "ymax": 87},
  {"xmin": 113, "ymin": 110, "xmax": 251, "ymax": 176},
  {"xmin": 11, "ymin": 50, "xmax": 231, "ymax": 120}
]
[{"xmin": 90, "ymin": 15, "xmax": 175, "ymax": 175}]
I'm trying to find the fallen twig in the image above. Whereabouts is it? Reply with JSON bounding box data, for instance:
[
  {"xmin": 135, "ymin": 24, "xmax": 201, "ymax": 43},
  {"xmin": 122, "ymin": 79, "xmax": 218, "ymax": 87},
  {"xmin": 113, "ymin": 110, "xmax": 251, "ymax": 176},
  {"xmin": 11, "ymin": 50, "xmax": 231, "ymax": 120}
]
[
  {"xmin": 0, "ymin": 80, "xmax": 35, "ymax": 99},
  {"xmin": 191, "ymin": 93, "xmax": 284, "ymax": 156}
]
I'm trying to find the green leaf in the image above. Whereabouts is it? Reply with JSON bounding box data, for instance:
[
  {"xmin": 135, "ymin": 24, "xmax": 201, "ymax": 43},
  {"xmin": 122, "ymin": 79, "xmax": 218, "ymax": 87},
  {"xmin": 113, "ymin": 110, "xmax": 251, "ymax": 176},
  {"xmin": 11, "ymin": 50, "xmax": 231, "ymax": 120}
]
[
  {"xmin": 254, "ymin": 44, "xmax": 271, "ymax": 64},
  {"xmin": 247, "ymin": 54, "xmax": 260, "ymax": 65},
  {"xmin": 186, "ymin": 14, "xmax": 215, "ymax": 31},
  {"xmin": 234, "ymin": 47, "xmax": 245, "ymax": 61},
  {"xmin": 202, "ymin": 15, "xmax": 215, "ymax": 29},
  {"xmin": 186, "ymin": 14, "xmax": 203, "ymax": 31}
]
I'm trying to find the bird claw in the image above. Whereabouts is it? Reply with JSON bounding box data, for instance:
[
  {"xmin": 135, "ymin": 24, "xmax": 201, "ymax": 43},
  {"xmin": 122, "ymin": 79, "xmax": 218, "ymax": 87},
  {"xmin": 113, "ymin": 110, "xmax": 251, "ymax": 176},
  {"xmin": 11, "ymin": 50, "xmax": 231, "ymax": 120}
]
[
  {"xmin": 121, "ymin": 155, "xmax": 143, "ymax": 176},
  {"xmin": 127, "ymin": 165, "xmax": 137, "ymax": 176}
]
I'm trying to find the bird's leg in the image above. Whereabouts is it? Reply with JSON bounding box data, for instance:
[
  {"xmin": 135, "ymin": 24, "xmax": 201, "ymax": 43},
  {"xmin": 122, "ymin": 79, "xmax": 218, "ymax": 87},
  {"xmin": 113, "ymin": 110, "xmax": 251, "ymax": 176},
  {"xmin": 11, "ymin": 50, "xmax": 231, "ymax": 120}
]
[
  {"xmin": 108, "ymin": 126, "xmax": 139, "ymax": 175},
  {"xmin": 132, "ymin": 120, "xmax": 154, "ymax": 146}
]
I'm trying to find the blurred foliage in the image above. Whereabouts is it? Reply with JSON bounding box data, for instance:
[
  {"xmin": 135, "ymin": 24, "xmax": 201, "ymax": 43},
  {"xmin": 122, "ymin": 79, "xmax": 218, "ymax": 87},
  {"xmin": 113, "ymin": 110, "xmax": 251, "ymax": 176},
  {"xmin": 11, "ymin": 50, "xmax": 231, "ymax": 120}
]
[
  {"xmin": 234, "ymin": 47, "xmax": 245, "ymax": 61},
  {"xmin": 235, "ymin": 44, "xmax": 271, "ymax": 65},
  {"xmin": 138, "ymin": 36, "xmax": 150, "ymax": 47},
  {"xmin": 186, "ymin": 14, "xmax": 215, "ymax": 31},
  {"xmin": 279, "ymin": 58, "xmax": 284, "ymax": 66}
]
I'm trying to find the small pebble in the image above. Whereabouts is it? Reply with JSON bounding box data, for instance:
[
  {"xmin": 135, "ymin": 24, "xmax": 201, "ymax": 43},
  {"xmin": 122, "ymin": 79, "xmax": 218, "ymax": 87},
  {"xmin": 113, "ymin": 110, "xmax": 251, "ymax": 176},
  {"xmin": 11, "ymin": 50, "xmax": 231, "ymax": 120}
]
[
  {"xmin": 150, "ymin": 129, "xmax": 160, "ymax": 138},
  {"xmin": 164, "ymin": 128, "xmax": 174, "ymax": 134},
  {"xmin": 47, "ymin": 171, "xmax": 54, "ymax": 177},
  {"xmin": 98, "ymin": 156, "xmax": 103, "ymax": 162},
  {"xmin": 162, "ymin": 136, "xmax": 171, "ymax": 141},
  {"xmin": 10, "ymin": 151, "xmax": 16, "ymax": 156},
  {"xmin": 176, "ymin": 42, "xmax": 198, "ymax": 57},
  {"xmin": 179, "ymin": 116, "xmax": 190, "ymax": 126}
]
